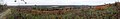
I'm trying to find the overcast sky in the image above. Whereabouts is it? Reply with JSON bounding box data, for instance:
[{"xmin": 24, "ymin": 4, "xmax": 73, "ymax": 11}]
[{"xmin": 1, "ymin": 0, "xmax": 119, "ymax": 5}]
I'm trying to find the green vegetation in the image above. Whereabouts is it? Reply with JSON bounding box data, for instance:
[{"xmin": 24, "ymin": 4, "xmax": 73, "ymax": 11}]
[
  {"xmin": 4, "ymin": 2, "xmax": 120, "ymax": 19},
  {"xmin": 5, "ymin": 5, "xmax": 118, "ymax": 19}
]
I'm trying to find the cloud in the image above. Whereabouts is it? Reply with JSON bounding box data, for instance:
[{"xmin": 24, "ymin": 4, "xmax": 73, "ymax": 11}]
[{"xmin": 3, "ymin": 0, "xmax": 118, "ymax": 5}]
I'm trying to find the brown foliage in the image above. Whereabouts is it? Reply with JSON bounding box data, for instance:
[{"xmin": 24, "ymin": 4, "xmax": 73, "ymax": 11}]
[
  {"xmin": 16, "ymin": 8, "xmax": 69, "ymax": 15},
  {"xmin": 94, "ymin": 5, "xmax": 109, "ymax": 10}
]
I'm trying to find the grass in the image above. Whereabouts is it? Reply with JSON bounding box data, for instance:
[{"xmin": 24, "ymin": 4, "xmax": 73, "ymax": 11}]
[{"xmin": 5, "ymin": 6, "xmax": 118, "ymax": 19}]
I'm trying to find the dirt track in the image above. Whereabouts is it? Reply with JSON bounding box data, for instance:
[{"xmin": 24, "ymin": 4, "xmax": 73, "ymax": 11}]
[{"xmin": 0, "ymin": 9, "xmax": 11, "ymax": 19}]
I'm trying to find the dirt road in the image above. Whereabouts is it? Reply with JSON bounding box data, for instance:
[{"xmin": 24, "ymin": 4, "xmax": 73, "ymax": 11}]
[{"xmin": 0, "ymin": 9, "xmax": 11, "ymax": 19}]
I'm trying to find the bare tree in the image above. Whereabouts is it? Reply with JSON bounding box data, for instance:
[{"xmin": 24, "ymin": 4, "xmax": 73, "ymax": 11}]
[
  {"xmin": 14, "ymin": 0, "xmax": 16, "ymax": 2},
  {"xmin": 14, "ymin": 0, "xmax": 27, "ymax": 4},
  {"xmin": 21, "ymin": 0, "xmax": 27, "ymax": 4}
]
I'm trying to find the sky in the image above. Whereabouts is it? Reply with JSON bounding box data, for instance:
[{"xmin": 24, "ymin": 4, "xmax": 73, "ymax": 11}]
[{"xmin": 1, "ymin": 0, "xmax": 119, "ymax": 5}]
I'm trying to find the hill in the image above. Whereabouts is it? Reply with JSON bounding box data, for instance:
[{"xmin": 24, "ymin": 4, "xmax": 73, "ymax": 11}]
[{"xmin": 1, "ymin": 2, "xmax": 120, "ymax": 19}]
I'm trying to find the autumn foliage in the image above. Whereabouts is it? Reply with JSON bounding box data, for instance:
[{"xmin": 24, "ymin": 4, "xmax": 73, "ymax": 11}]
[
  {"xmin": 94, "ymin": 5, "xmax": 110, "ymax": 10},
  {"xmin": 5, "ymin": 2, "xmax": 120, "ymax": 19}
]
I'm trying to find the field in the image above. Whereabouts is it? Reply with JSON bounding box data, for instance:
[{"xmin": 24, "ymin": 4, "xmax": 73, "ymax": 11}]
[
  {"xmin": 1, "ymin": 2, "xmax": 120, "ymax": 19},
  {"xmin": 3, "ymin": 5, "xmax": 118, "ymax": 19}
]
